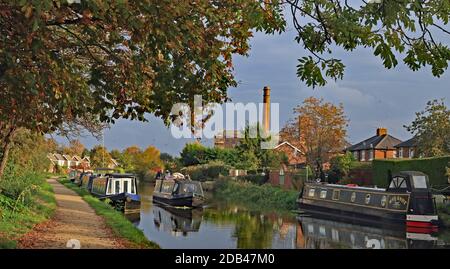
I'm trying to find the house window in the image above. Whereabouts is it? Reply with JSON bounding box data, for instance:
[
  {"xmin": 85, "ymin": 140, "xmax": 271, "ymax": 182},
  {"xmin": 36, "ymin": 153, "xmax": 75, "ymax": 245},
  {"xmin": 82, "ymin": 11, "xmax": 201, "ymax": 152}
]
[
  {"xmin": 409, "ymin": 148, "xmax": 414, "ymax": 158},
  {"xmin": 368, "ymin": 150, "xmax": 374, "ymax": 161},
  {"xmin": 360, "ymin": 150, "xmax": 365, "ymax": 161},
  {"xmin": 398, "ymin": 148, "xmax": 403, "ymax": 158},
  {"xmin": 353, "ymin": 151, "xmax": 358, "ymax": 160}
]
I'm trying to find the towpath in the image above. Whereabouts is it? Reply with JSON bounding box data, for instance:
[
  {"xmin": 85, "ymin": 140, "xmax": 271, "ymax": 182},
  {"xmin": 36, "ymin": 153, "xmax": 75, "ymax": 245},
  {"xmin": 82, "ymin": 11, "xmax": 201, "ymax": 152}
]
[{"xmin": 19, "ymin": 178, "xmax": 127, "ymax": 249}]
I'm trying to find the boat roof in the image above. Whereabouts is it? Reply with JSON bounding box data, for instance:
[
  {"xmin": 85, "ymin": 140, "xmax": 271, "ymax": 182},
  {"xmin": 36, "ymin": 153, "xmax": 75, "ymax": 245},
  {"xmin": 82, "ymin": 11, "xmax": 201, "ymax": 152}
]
[
  {"xmin": 308, "ymin": 182, "xmax": 387, "ymax": 192},
  {"xmin": 106, "ymin": 173, "xmax": 136, "ymax": 178}
]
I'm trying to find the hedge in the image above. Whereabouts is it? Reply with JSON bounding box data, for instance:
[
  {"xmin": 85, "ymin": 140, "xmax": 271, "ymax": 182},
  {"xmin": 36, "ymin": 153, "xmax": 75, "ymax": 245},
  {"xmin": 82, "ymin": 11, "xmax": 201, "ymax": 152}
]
[
  {"xmin": 181, "ymin": 161, "xmax": 231, "ymax": 182},
  {"xmin": 372, "ymin": 156, "xmax": 450, "ymax": 188}
]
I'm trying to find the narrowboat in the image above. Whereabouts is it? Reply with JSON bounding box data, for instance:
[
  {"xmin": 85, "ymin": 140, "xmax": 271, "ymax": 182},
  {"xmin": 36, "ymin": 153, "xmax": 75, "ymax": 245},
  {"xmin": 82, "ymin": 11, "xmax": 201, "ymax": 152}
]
[
  {"xmin": 152, "ymin": 175, "xmax": 204, "ymax": 208},
  {"xmin": 80, "ymin": 168, "xmax": 114, "ymax": 191},
  {"xmin": 90, "ymin": 173, "xmax": 140, "ymax": 213},
  {"xmin": 69, "ymin": 170, "xmax": 82, "ymax": 183},
  {"xmin": 76, "ymin": 171, "xmax": 92, "ymax": 186},
  {"xmin": 297, "ymin": 171, "xmax": 439, "ymax": 232}
]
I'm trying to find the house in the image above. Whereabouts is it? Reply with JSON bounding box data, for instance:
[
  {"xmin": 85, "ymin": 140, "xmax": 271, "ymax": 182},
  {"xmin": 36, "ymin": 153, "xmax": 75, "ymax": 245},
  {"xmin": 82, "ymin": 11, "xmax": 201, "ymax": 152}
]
[
  {"xmin": 395, "ymin": 137, "xmax": 417, "ymax": 159},
  {"xmin": 53, "ymin": 153, "xmax": 67, "ymax": 167},
  {"xmin": 71, "ymin": 155, "xmax": 82, "ymax": 168},
  {"xmin": 108, "ymin": 158, "xmax": 119, "ymax": 169},
  {"xmin": 274, "ymin": 141, "xmax": 306, "ymax": 168},
  {"xmin": 62, "ymin": 154, "xmax": 72, "ymax": 167},
  {"xmin": 346, "ymin": 128, "xmax": 402, "ymax": 162},
  {"xmin": 81, "ymin": 156, "xmax": 91, "ymax": 168},
  {"xmin": 214, "ymin": 130, "xmax": 243, "ymax": 149},
  {"xmin": 47, "ymin": 153, "xmax": 58, "ymax": 173}
]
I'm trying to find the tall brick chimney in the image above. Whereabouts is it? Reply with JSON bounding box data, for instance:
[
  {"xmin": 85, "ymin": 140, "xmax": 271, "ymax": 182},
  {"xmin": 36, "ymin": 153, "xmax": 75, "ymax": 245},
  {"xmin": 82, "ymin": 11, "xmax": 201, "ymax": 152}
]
[
  {"xmin": 263, "ymin": 86, "xmax": 271, "ymax": 134},
  {"xmin": 376, "ymin": 127, "xmax": 387, "ymax": 136}
]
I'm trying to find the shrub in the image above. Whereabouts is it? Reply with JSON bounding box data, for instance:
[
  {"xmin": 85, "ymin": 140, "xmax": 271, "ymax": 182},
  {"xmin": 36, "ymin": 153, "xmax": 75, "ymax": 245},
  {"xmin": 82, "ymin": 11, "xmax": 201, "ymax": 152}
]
[
  {"xmin": 0, "ymin": 162, "xmax": 44, "ymax": 204},
  {"xmin": 238, "ymin": 174, "xmax": 267, "ymax": 185},
  {"xmin": 181, "ymin": 161, "xmax": 231, "ymax": 181},
  {"xmin": 214, "ymin": 179, "xmax": 298, "ymax": 211}
]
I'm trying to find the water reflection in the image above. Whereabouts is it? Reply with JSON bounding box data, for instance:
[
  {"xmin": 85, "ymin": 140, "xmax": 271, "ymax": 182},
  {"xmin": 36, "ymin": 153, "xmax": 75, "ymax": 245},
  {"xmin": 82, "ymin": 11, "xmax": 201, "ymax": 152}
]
[
  {"xmin": 297, "ymin": 216, "xmax": 442, "ymax": 249},
  {"xmin": 153, "ymin": 205, "xmax": 202, "ymax": 236},
  {"xmin": 133, "ymin": 181, "xmax": 448, "ymax": 249}
]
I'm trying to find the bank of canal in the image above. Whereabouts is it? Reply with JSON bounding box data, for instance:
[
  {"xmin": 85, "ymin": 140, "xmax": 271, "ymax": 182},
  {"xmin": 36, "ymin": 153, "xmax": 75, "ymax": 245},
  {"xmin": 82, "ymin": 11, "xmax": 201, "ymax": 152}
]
[{"xmin": 134, "ymin": 181, "xmax": 450, "ymax": 249}]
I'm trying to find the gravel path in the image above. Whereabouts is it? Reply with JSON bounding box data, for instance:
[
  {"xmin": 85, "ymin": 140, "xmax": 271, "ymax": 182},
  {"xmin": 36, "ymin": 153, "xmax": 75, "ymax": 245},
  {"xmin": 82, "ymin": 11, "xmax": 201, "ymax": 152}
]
[{"xmin": 19, "ymin": 178, "xmax": 127, "ymax": 249}]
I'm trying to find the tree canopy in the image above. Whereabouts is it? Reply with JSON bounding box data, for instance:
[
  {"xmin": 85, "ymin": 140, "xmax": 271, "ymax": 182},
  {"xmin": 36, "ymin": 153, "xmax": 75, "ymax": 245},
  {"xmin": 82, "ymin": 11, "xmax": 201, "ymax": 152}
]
[
  {"xmin": 281, "ymin": 97, "xmax": 348, "ymax": 174},
  {"xmin": 288, "ymin": 0, "xmax": 450, "ymax": 87},
  {"xmin": 405, "ymin": 99, "xmax": 450, "ymax": 157}
]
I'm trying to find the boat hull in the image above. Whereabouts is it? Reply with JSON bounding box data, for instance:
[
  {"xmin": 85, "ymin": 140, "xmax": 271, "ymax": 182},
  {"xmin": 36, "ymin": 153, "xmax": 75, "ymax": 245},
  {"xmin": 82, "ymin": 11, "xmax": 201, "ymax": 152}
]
[
  {"xmin": 297, "ymin": 198, "xmax": 406, "ymax": 225},
  {"xmin": 153, "ymin": 193, "xmax": 203, "ymax": 208},
  {"xmin": 93, "ymin": 192, "xmax": 141, "ymax": 214}
]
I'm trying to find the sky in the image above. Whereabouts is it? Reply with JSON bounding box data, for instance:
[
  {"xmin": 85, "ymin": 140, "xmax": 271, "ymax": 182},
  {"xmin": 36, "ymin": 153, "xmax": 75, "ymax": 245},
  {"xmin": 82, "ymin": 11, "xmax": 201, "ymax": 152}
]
[{"xmin": 55, "ymin": 9, "xmax": 450, "ymax": 156}]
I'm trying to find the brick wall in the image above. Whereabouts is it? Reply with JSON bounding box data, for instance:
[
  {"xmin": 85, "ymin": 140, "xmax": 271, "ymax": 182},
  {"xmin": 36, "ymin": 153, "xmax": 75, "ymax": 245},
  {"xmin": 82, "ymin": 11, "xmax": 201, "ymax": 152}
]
[{"xmin": 268, "ymin": 170, "xmax": 296, "ymax": 190}]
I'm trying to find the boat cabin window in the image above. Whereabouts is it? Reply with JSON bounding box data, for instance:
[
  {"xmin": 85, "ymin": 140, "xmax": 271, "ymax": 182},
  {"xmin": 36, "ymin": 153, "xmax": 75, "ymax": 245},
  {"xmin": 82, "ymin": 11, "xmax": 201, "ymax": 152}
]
[
  {"xmin": 308, "ymin": 188, "xmax": 315, "ymax": 197},
  {"xmin": 179, "ymin": 182, "xmax": 203, "ymax": 196},
  {"xmin": 124, "ymin": 181, "xmax": 129, "ymax": 193},
  {"xmin": 381, "ymin": 195, "xmax": 387, "ymax": 207},
  {"xmin": 332, "ymin": 190, "xmax": 340, "ymax": 200},
  {"xmin": 155, "ymin": 180, "xmax": 162, "ymax": 192},
  {"xmin": 412, "ymin": 175, "xmax": 428, "ymax": 189},
  {"xmin": 320, "ymin": 190, "xmax": 327, "ymax": 199},
  {"xmin": 389, "ymin": 176, "xmax": 408, "ymax": 189},
  {"xmin": 115, "ymin": 181, "xmax": 120, "ymax": 194},
  {"xmin": 365, "ymin": 194, "xmax": 371, "ymax": 204},
  {"xmin": 161, "ymin": 181, "xmax": 175, "ymax": 194}
]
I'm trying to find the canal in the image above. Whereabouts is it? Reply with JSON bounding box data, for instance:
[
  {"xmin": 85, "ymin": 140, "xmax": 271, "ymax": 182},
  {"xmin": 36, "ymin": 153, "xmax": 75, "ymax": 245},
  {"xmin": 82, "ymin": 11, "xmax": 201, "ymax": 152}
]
[{"xmin": 131, "ymin": 181, "xmax": 450, "ymax": 249}]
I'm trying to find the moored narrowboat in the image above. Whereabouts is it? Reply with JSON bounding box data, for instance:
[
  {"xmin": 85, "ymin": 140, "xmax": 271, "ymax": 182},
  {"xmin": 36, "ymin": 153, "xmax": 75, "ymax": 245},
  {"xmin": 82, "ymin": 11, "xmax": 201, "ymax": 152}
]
[
  {"xmin": 80, "ymin": 168, "xmax": 115, "ymax": 191},
  {"xmin": 153, "ymin": 175, "xmax": 204, "ymax": 208},
  {"xmin": 76, "ymin": 171, "xmax": 92, "ymax": 186},
  {"xmin": 90, "ymin": 173, "xmax": 140, "ymax": 214},
  {"xmin": 297, "ymin": 171, "xmax": 439, "ymax": 232},
  {"xmin": 69, "ymin": 170, "xmax": 82, "ymax": 183}
]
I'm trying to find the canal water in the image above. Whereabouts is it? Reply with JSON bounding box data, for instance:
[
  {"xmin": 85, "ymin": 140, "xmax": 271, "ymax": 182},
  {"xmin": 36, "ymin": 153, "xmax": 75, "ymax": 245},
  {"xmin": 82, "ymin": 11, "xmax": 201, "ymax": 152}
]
[{"xmin": 131, "ymin": 181, "xmax": 449, "ymax": 249}]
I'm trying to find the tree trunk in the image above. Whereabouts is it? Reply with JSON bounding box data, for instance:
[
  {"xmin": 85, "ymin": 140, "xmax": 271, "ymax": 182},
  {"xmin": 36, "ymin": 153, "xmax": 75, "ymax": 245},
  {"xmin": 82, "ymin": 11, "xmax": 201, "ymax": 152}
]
[{"xmin": 0, "ymin": 127, "xmax": 16, "ymax": 182}]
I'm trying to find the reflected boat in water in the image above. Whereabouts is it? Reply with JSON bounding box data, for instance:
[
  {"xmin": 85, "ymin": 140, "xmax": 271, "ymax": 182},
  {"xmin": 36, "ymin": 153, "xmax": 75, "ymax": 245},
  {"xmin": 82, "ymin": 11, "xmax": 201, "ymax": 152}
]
[
  {"xmin": 152, "ymin": 204, "xmax": 203, "ymax": 236},
  {"xmin": 297, "ymin": 215, "xmax": 443, "ymax": 249}
]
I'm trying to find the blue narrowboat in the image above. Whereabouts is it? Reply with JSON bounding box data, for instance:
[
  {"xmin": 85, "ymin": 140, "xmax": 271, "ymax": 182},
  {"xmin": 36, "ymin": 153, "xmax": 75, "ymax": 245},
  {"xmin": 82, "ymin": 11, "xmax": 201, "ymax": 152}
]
[{"xmin": 90, "ymin": 173, "xmax": 140, "ymax": 213}]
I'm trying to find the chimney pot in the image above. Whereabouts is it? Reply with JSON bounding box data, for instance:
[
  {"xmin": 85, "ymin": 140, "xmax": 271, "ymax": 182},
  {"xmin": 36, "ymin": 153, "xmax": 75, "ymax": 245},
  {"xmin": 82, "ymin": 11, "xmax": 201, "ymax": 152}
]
[{"xmin": 376, "ymin": 128, "xmax": 387, "ymax": 136}]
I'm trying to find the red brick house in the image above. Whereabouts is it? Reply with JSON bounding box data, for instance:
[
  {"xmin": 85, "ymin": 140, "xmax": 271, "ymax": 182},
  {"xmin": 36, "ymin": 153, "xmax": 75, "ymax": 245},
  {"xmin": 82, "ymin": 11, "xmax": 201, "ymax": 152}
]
[
  {"xmin": 346, "ymin": 128, "xmax": 402, "ymax": 162},
  {"xmin": 273, "ymin": 141, "xmax": 306, "ymax": 168},
  {"xmin": 395, "ymin": 137, "xmax": 417, "ymax": 159}
]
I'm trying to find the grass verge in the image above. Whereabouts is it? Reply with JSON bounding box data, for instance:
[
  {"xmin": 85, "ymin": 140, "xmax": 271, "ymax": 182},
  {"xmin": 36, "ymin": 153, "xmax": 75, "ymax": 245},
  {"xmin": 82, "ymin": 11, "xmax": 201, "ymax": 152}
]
[
  {"xmin": 0, "ymin": 176, "xmax": 56, "ymax": 249},
  {"xmin": 58, "ymin": 178, "xmax": 159, "ymax": 249},
  {"xmin": 213, "ymin": 179, "xmax": 298, "ymax": 212}
]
